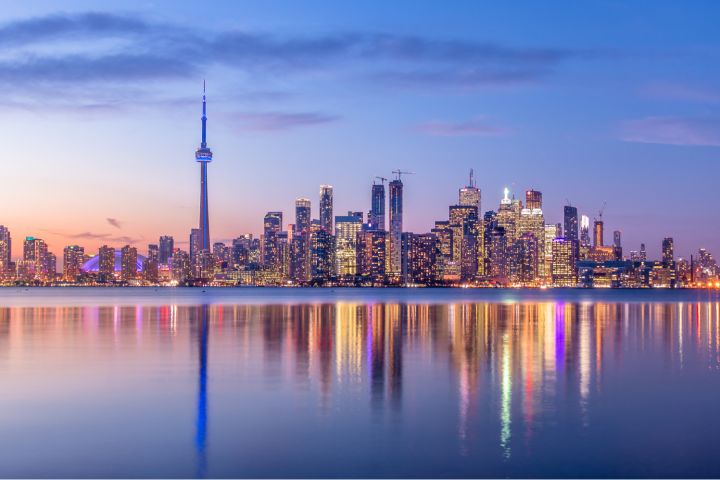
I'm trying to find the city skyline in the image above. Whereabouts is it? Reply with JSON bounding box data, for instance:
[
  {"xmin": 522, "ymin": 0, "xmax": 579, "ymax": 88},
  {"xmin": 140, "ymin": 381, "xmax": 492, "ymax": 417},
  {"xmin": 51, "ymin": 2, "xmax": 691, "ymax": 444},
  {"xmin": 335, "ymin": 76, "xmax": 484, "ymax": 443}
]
[{"xmin": 0, "ymin": 1, "xmax": 719, "ymax": 259}]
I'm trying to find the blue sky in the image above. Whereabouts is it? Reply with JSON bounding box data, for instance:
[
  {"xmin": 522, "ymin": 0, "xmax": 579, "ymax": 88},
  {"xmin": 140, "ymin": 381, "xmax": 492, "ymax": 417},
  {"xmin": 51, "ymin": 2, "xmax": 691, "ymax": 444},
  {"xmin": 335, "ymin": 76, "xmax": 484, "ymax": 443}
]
[{"xmin": 0, "ymin": 0, "xmax": 718, "ymax": 258}]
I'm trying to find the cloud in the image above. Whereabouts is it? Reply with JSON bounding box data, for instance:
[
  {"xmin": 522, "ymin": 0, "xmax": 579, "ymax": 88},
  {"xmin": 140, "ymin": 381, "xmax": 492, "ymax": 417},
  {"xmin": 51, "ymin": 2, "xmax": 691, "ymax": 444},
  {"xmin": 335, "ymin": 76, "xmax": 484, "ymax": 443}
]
[
  {"xmin": 620, "ymin": 116, "xmax": 720, "ymax": 147},
  {"xmin": 229, "ymin": 112, "xmax": 340, "ymax": 131},
  {"xmin": 40, "ymin": 229, "xmax": 142, "ymax": 244},
  {"xmin": 68, "ymin": 231, "xmax": 111, "ymax": 240},
  {"xmin": 416, "ymin": 117, "xmax": 510, "ymax": 137},
  {"xmin": 643, "ymin": 82, "xmax": 720, "ymax": 103},
  {"xmin": 106, "ymin": 218, "xmax": 122, "ymax": 229},
  {"xmin": 0, "ymin": 11, "xmax": 602, "ymax": 110}
]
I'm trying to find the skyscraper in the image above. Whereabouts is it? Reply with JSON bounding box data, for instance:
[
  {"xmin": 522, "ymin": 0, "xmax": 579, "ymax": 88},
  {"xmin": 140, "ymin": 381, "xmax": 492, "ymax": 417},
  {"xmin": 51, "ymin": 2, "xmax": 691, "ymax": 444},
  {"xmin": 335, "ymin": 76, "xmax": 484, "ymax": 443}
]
[
  {"xmin": 159, "ymin": 236, "xmax": 174, "ymax": 265},
  {"xmin": 459, "ymin": 169, "xmax": 481, "ymax": 212},
  {"xmin": 613, "ymin": 230, "xmax": 623, "ymax": 260},
  {"xmin": 120, "ymin": 245, "xmax": 138, "ymax": 281},
  {"xmin": 580, "ymin": 215, "xmax": 591, "ymax": 247},
  {"xmin": 497, "ymin": 188, "xmax": 519, "ymax": 245},
  {"xmin": 319, "ymin": 185, "xmax": 333, "ymax": 233},
  {"xmin": 23, "ymin": 237, "xmax": 49, "ymax": 281},
  {"xmin": 593, "ymin": 219, "xmax": 604, "ymax": 247},
  {"xmin": 195, "ymin": 82, "xmax": 213, "ymax": 253},
  {"xmin": 0, "ymin": 225, "xmax": 11, "ymax": 270},
  {"xmin": 551, "ymin": 238, "xmax": 578, "ymax": 287},
  {"xmin": 370, "ymin": 181, "xmax": 386, "ymax": 231},
  {"xmin": 335, "ymin": 213, "xmax": 362, "ymax": 277},
  {"xmin": 263, "ymin": 212, "xmax": 283, "ymax": 269},
  {"xmin": 357, "ymin": 230, "xmax": 386, "ymax": 284},
  {"xmin": 98, "ymin": 245, "xmax": 115, "ymax": 283},
  {"xmin": 563, "ymin": 206, "xmax": 578, "ymax": 243},
  {"xmin": 63, "ymin": 245, "xmax": 84, "ymax": 282},
  {"xmin": 662, "ymin": 237, "xmax": 674, "ymax": 263},
  {"xmin": 525, "ymin": 190, "xmax": 542, "ymax": 210},
  {"xmin": 295, "ymin": 198, "xmax": 311, "ymax": 234},
  {"xmin": 388, "ymin": 177, "xmax": 403, "ymax": 276}
]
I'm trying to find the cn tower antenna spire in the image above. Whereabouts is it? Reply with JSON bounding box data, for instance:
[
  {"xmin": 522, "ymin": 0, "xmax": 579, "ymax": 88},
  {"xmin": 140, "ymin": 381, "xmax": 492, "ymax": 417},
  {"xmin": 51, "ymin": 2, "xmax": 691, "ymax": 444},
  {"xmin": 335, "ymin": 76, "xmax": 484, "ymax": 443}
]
[{"xmin": 201, "ymin": 80, "xmax": 207, "ymax": 148}]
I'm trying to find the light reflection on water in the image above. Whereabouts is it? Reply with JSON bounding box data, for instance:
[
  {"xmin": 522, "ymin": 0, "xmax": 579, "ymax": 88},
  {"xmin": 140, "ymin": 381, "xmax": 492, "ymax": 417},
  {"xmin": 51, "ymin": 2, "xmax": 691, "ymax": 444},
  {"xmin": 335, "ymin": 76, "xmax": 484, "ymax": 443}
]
[{"xmin": 1, "ymin": 291, "xmax": 720, "ymax": 477}]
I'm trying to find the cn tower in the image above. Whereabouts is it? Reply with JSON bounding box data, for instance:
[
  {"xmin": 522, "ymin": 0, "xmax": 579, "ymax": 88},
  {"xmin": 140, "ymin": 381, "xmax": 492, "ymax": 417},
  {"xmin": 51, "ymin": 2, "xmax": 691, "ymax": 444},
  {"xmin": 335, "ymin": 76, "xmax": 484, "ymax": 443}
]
[{"xmin": 195, "ymin": 82, "xmax": 213, "ymax": 251}]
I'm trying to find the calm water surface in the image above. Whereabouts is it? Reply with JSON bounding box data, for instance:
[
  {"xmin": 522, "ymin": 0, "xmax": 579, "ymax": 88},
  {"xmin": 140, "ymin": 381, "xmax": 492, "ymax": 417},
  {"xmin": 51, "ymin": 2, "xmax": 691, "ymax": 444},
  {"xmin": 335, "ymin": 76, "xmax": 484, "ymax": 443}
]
[{"xmin": 1, "ymin": 288, "xmax": 720, "ymax": 478}]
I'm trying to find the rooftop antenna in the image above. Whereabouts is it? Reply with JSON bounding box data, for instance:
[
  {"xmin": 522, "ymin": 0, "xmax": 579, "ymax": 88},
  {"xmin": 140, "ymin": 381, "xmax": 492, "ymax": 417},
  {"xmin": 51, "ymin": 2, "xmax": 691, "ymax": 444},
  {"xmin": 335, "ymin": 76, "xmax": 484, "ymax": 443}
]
[{"xmin": 469, "ymin": 168, "xmax": 475, "ymax": 188}]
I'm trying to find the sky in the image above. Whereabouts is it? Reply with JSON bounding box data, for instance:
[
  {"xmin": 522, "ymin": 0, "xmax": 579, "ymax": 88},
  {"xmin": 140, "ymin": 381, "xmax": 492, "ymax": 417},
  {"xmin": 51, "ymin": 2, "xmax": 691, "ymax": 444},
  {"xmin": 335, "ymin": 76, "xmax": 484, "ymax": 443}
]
[{"xmin": 0, "ymin": 0, "xmax": 719, "ymax": 259}]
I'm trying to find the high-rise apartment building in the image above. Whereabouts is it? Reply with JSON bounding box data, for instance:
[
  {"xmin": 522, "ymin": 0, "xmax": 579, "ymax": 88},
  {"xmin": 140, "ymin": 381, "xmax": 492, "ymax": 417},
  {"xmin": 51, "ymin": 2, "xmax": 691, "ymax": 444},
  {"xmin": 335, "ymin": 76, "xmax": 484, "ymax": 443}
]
[
  {"xmin": 388, "ymin": 178, "xmax": 403, "ymax": 276},
  {"xmin": 63, "ymin": 245, "xmax": 85, "ymax": 282},
  {"xmin": 544, "ymin": 224, "xmax": 559, "ymax": 282},
  {"xmin": 98, "ymin": 245, "xmax": 115, "ymax": 283},
  {"xmin": 319, "ymin": 185, "xmax": 333, "ymax": 233},
  {"xmin": 0, "ymin": 225, "xmax": 11, "ymax": 271},
  {"xmin": 120, "ymin": 245, "xmax": 138, "ymax": 281},
  {"xmin": 23, "ymin": 237, "xmax": 49, "ymax": 281},
  {"xmin": 295, "ymin": 198, "xmax": 311, "ymax": 234},
  {"xmin": 263, "ymin": 212, "xmax": 283, "ymax": 269},
  {"xmin": 370, "ymin": 182, "xmax": 385, "ymax": 231},
  {"xmin": 357, "ymin": 230, "xmax": 386, "ymax": 284},
  {"xmin": 335, "ymin": 213, "xmax": 362, "ymax": 276}
]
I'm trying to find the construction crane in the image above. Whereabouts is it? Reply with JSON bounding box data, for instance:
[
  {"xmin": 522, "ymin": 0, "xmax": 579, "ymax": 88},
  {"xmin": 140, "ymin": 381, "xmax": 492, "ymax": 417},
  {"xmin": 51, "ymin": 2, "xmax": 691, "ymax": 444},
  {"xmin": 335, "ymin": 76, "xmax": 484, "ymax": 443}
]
[
  {"xmin": 374, "ymin": 176, "xmax": 387, "ymax": 185},
  {"xmin": 597, "ymin": 201, "xmax": 607, "ymax": 221},
  {"xmin": 566, "ymin": 198, "xmax": 573, "ymax": 207},
  {"xmin": 392, "ymin": 169, "xmax": 415, "ymax": 181}
]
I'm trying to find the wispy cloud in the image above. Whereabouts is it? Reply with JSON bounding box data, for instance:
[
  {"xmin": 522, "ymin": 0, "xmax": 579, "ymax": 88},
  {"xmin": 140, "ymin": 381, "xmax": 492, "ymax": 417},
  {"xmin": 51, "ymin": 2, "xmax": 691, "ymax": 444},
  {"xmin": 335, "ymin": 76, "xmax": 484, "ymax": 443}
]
[
  {"xmin": 41, "ymin": 229, "xmax": 142, "ymax": 245},
  {"xmin": 67, "ymin": 231, "xmax": 111, "ymax": 240},
  {"xmin": 0, "ymin": 11, "xmax": 603, "ymax": 110},
  {"xmin": 643, "ymin": 82, "xmax": 720, "ymax": 103},
  {"xmin": 620, "ymin": 116, "xmax": 720, "ymax": 147},
  {"xmin": 106, "ymin": 218, "xmax": 122, "ymax": 229},
  {"xmin": 229, "ymin": 112, "xmax": 340, "ymax": 131},
  {"xmin": 416, "ymin": 117, "xmax": 509, "ymax": 137}
]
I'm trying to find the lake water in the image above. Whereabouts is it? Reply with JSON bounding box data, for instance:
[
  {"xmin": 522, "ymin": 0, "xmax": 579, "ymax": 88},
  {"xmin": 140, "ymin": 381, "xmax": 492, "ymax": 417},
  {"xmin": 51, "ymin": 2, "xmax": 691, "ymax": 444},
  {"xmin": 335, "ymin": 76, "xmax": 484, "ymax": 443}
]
[{"xmin": 1, "ymin": 288, "xmax": 720, "ymax": 478}]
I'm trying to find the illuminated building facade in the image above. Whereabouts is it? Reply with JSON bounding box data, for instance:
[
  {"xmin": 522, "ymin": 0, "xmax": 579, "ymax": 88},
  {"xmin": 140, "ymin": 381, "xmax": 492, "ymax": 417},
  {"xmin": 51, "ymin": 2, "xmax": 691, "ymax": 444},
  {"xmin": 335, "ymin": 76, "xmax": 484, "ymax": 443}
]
[
  {"xmin": 98, "ymin": 245, "xmax": 115, "ymax": 283},
  {"xmin": 552, "ymin": 238, "xmax": 578, "ymax": 287},
  {"xmin": 370, "ymin": 182, "xmax": 385, "ymax": 231},
  {"xmin": 120, "ymin": 245, "xmax": 138, "ymax": 281},
  {"xmin": 159, "ymin": 236, "xmax": 174, "ymax": 264},
  {"xmin": 263, "ymin": 211, "xmax": 283, "ymax": 270},
  {"xmin": 357, "ymin": 230, "xmax": 386, "ymax": 284},
  {"xmin": 564, "ymin": 205, "xmax": 578, "ymax": 243},
  {"xmin": 388, "ymin": 178, "xmax": 403, "ymax": 277},
  {"xmin": 63, "ymin": 245, "xmax": 85, "ymax": 282},
  {"xmin": 335, "ymin": 214, "xmax": 362, "ymax": 277},
  {"xmin": 662, "ymin": 237, "xmax": 674, "ymax": 264},
  {"xmin": 319, "ymin": 185, "xmax": 333, "ymax": 233},
  {"xmin": 0, "ymin": 225, "xmax": 10, "ymax": 273},
  {"xmin": 593, "ymin": 219, "xmax": 604, "ymax": 247}
]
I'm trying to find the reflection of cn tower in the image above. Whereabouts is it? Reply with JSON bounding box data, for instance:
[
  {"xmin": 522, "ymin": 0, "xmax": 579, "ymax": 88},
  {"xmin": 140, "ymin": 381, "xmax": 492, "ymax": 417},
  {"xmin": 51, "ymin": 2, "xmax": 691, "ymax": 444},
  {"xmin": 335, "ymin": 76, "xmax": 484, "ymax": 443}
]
[{"xmin": 195, "ymin": 304, "xmax": 209, "ymax": 477}]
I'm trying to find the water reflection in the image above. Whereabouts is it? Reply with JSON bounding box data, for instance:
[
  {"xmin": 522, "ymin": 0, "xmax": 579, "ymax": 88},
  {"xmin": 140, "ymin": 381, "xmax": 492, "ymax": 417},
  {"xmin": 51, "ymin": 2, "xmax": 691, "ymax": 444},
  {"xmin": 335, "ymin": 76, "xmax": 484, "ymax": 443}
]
[{"xmin": 1, "ymin": 298, "xmax": 720, "ymax": 477}]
